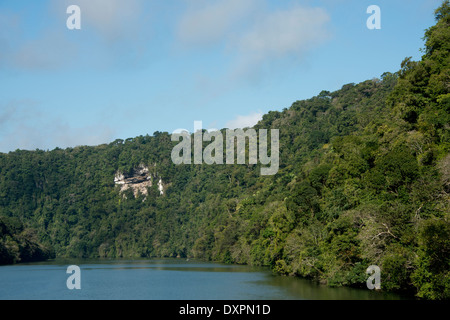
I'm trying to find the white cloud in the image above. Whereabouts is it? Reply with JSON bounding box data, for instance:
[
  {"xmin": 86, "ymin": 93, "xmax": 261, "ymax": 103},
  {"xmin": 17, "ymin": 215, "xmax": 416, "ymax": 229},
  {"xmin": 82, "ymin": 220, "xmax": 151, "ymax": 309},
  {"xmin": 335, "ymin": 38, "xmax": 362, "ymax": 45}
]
[
  {"xmin": 176, "ymin": 2, "xmax": 331, "ymax": 79},
  {"xmin": 0, "ymin": 100, "xmax": 116, "ymax": 153},
  {"xmin": 238, "ymin": 6, "xmax": 330, "ymax": 60},
  {"xmin": 0, "ymin": 0, "xmax": 150, "ymax": 72},
  {"xmin": 225, "ymin": 111, "xmax": 263, "ymax": 129},
  {"xmin": 0, "ymin": 7, "xmax": 75, "ymax": 71},
  {"xmin": 53, "ymin": 0, "xmax": 145, "ymax": 42},
  {"xmin": 10, "ymin": 31, "xmax": 77, "ymax": 71}
]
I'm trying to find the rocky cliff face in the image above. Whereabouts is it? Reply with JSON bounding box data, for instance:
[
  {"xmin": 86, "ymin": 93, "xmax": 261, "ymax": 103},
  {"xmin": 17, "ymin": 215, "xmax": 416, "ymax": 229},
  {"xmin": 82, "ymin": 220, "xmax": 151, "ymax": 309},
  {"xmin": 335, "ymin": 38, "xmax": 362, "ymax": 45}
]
[{"xmin": 114, "ymin": 164, "xmax": 163, "ymax": 198}]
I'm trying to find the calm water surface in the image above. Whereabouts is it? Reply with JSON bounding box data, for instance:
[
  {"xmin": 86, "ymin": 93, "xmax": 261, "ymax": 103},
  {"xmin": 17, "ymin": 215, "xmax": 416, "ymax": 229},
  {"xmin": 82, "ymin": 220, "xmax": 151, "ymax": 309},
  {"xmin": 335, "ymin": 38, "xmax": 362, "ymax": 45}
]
[{"xmin": 0, "ymin": 259, "xmax": 408, "ymax": 300}]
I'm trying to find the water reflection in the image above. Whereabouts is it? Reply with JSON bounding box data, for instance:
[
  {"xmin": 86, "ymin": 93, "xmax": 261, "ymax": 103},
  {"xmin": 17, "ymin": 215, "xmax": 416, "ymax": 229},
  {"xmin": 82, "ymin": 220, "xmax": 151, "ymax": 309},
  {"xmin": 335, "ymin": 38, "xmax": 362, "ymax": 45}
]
[
  {"xmin": 259, "ymin": 275, "xmax": 407, "ymax": 300},
  {"xmin": 0, "ymin": 259, "xmax": 411, "ymax": 300}
]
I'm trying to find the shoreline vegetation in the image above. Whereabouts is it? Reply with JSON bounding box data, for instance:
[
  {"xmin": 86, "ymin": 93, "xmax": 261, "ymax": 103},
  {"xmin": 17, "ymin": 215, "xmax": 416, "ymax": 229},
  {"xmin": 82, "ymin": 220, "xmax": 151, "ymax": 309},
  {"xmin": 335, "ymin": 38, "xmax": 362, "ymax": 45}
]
[
  {"xmin": 0, "ymin": 216, "xmax": 54, "ymax": 265},
  {"xmin": 1, "ymin": 2, "xmax": 449, "ymax": 300}
]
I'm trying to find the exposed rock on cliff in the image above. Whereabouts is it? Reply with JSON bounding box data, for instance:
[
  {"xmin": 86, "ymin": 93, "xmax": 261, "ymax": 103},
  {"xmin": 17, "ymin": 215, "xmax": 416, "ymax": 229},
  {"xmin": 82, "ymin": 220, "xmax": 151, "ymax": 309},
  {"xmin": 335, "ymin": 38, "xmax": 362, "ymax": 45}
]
[{"xmin": 114, "ymin": 164, "xmax": 163, "ymax": 198}]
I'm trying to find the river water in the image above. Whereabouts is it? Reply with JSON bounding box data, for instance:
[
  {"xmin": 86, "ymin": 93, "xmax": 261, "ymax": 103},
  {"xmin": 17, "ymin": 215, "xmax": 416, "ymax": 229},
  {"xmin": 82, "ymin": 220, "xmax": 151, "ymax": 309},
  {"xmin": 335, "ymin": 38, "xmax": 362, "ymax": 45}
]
[{"xmin": 0, "ymin": 259, "xmax": 408, "ymax": 300}]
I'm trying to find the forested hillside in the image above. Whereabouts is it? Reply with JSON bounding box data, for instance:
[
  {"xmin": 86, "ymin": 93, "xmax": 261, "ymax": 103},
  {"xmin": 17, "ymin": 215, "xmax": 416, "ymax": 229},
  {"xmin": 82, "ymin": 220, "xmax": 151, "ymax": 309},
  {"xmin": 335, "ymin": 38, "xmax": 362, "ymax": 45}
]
[{"xmin": 1, "ymin": 2, "xmax": 449, "ymax": 300}]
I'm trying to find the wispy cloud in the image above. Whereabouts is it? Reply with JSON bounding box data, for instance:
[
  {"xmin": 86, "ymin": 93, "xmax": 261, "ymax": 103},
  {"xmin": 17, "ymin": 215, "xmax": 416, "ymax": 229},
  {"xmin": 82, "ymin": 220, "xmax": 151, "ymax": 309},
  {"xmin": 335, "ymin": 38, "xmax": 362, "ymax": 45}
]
[
  {"xmin": 177, "ymin": 0, "xmax": 256, "ymax": 46},
  {"xmin": 0, "ymin": 100, "xmax": 116, "ymax": 152},
  {"xmin": 10, "ymin": 31, "xmax": 77, "ymax": 71},
  {"xmin": 52, "ymin": 0, "xmax": 146, "ymax": 43},
  {"xmin": 0, "ymin": 6, "xmax": 75, "ymax": 71},
  {"xmin": 176, "ymin": 1, "xmax": 331, "ymax": 79},
  {"xmin": 0, "ymin": 1, "xmax": 150, "ymax": 72},
  {"xmin": 225, "ymin": 111, "xmax": 263, "ymax": 129},
  {"xmin": 237, "ymin": 6, "xmax": 330, "ymax": 62}
]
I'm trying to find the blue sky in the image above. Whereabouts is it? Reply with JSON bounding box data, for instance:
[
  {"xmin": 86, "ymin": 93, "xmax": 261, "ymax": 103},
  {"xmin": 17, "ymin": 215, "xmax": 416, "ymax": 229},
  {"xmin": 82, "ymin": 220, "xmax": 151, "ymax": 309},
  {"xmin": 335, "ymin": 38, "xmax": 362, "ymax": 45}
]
[{"xmin": 0, "ymin": 0, "xmax": 443, "ymax": 152}]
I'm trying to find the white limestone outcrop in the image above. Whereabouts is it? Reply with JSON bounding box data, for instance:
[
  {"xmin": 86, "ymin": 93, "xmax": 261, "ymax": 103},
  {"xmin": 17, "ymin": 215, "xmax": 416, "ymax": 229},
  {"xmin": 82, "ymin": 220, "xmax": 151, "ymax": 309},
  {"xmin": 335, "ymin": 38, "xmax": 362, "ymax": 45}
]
[{"xmin": 114, "ymin": 164, "xmax": 164, "ymax": 199}]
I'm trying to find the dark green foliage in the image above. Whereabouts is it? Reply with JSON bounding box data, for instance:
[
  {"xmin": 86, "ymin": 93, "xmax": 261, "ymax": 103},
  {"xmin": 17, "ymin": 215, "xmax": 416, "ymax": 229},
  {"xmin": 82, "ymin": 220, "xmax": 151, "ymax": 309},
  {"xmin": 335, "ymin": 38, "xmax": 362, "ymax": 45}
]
[
  {"xmin": 412, "ymin": 219, "xmax": 450, "ymax": 300},
  {"xmin": 0, "ymin": 216, "xmax": 54, "ymax": 265}
]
